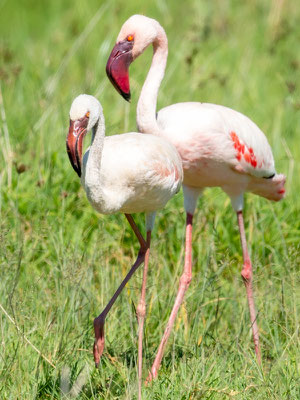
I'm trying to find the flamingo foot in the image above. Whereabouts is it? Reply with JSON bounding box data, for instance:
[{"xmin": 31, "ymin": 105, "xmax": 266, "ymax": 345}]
[
  {"xmin": 93, "ymin": 316, "xmax": 105, "ymax": 367},
  {"xmin": 145, "ymin": 367, "xmax": 157, "ymax": 385}
]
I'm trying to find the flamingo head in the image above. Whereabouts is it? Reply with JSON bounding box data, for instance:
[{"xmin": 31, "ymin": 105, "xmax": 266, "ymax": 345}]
[
  {"xmin": 67, "ymin": 94, "xmax": 102, "ymax": 177},
  {"xmin": 106, "ymin": 15, "xmax": 164, "ymax": 101}
]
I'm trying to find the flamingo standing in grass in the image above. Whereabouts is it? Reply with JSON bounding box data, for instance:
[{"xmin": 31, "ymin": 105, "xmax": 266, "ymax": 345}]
[
  {"xmin": 106, "ymin": 14, "xmax": 286, "ymax": 379},
  {"xmin": 66, "ymin": 94, "xmax": 182, "ymax": 399}
]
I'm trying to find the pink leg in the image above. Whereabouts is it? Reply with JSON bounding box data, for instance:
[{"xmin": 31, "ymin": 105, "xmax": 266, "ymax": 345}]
[
  {"xmin": 93, "ymin": 214, "xmax": 147, "ymax": 367},
  {"xmin": 237, "ymin": 210, "xmax": 261, "ymax": 364},
  {"xmin": 137, "ymin": 231, "xmax": 151, "ymax": 400},
  {"xmin": 147, "ymin": 213, "xmax": 193, "ymax": 382}
]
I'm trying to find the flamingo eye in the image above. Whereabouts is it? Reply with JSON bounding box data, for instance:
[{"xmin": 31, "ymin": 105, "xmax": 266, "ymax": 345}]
[
  {"xmin": 85, "ymin": 111, "xmax": 90, "ymax": 118},
  {"xmin": 127, "ymin": 35, "xmax": 134, "ymax": 42}
]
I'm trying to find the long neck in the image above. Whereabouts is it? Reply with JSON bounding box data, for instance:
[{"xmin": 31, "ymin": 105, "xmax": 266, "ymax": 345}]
[
  {"xmin": 84, "ymin": 115, "xmax": 105, "ymax": 192},
  {"xmin": 136, "ymin": 28, "xmax": 168, "ymax": 135}
]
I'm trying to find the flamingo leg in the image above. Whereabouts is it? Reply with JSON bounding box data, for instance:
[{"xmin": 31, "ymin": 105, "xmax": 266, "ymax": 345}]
[
  {"xmin": 125, "ymin": 214, "xmax": 147, "ymax": 248},
  {"xmin": 237, "ymin": 210, "xmax": 261, "ymax": 364},
  {"xmin": 147, "ymin": 213, "xmax": 193, "ymax": 382},
  {"xmin": 137, "ymin": 231, "xmax": 151, "ymax": 400},
  {"xmin": 93, "ymin": 214, "xmax": 147, "ymax": 367}
]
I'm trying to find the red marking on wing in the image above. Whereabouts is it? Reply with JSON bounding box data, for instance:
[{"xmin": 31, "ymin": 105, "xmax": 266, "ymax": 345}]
[
  {"xmin": 278, "ymin": 188, "xmax": 285, "ymax": 194},
  {"xmin": 230, "ymin": 131, "xmax": 258, "ymax": 169},
  {"xmin": 251, "ymin": 158, "xmax": 257, "ymax": 168},
  {"xmin": 244, "ymin": 152, "xmax": 251, "ymax": 163}
]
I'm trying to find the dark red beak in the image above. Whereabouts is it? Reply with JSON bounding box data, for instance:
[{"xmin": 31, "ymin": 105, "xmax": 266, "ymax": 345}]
[
  {"xmin": 106, "ymin": 40, "xmax": 134, "ymax": 102},
  {"xmin": 66, "ymin": 115, "xmax": 89, "ymax": 177}
]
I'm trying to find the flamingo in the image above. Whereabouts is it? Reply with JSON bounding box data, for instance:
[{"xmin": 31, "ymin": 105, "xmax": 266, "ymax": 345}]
[
  {"xmin": 106, "ymin": 15, "xmax": 286, "ymax": 379},
  {"xmin": 66, "ymin": 94, "xmax": 182, "ymax": 398}
]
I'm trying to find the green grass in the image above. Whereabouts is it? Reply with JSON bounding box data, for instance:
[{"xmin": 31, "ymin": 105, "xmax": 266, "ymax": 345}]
[{"xmin": 0, "ymin": 0, "xmax": 299, "ymax": 398}]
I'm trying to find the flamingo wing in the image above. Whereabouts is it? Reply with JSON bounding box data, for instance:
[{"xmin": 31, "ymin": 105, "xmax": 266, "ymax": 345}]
[{"xmin": 156, "ymin": 102, "xmax": 276, "ymax": 180}]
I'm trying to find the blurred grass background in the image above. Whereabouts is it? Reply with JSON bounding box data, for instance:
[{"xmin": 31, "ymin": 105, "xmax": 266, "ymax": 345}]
[{"xmin": 0, "ymin": 0, "xmax": 299, "ymax": 398}]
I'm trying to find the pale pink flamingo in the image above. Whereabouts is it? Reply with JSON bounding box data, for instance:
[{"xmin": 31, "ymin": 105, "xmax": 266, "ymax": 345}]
[
  {"xmin": 66, "ymin": 94, "xmax": 182, "ymax": 398},
  {"xmin": 106, "ymin": 15, "xmax": 286, "ymax": 379}
]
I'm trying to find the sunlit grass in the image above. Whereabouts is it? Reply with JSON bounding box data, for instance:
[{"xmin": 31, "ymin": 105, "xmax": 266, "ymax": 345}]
[{"xmin": 0, "ymin": 0, "xmax": 299, "ymax": 398}]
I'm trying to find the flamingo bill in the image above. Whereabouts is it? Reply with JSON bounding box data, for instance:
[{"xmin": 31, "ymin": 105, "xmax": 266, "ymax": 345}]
[
  {"xmin": 106, "ymin": 40, "xmax": 133, "ymax": 102},
  {"xmin": 66, "ymin": 116, "xmax": 88, "ymax": 177}
]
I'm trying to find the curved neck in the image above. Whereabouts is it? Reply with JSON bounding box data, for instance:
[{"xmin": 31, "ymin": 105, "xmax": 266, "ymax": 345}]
[
  {"xmin": 84, "ymin": 115, "xmax": 105, "ymax": 188},
  {"xmin": 136, "ymin": 29, "xmax": 168, "ymax": 135}
]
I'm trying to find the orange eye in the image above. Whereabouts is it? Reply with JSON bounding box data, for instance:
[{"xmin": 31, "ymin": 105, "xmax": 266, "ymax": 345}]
[
  {"xmin": 86, "ymin": 111, "xmax": 90, "ymax": 118},
  {"xmin": 127, "ymin": 35, "xmax": 134, "ymax": 42}
]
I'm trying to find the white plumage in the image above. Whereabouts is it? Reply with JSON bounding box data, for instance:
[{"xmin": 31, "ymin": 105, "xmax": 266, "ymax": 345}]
[
  {"xmin": 83, "ymin": 132, "xmax": 181, "ymax": 215},
  {"xmin": 69, "ymin": 94, "xmax": 182, "ymax": 219},
  {"xmin": 156, "ymin": 102, "xmax": 285, "ymax": 205}
]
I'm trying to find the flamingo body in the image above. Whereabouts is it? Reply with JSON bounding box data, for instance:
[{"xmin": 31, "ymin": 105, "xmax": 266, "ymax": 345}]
[
  {"xmin": 82, "ymin": 132, "xmax": 181, "ymax": 215},
  {"xmin": 155, "ymin": 102, "xmax": 285, "ymax": 202}
]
